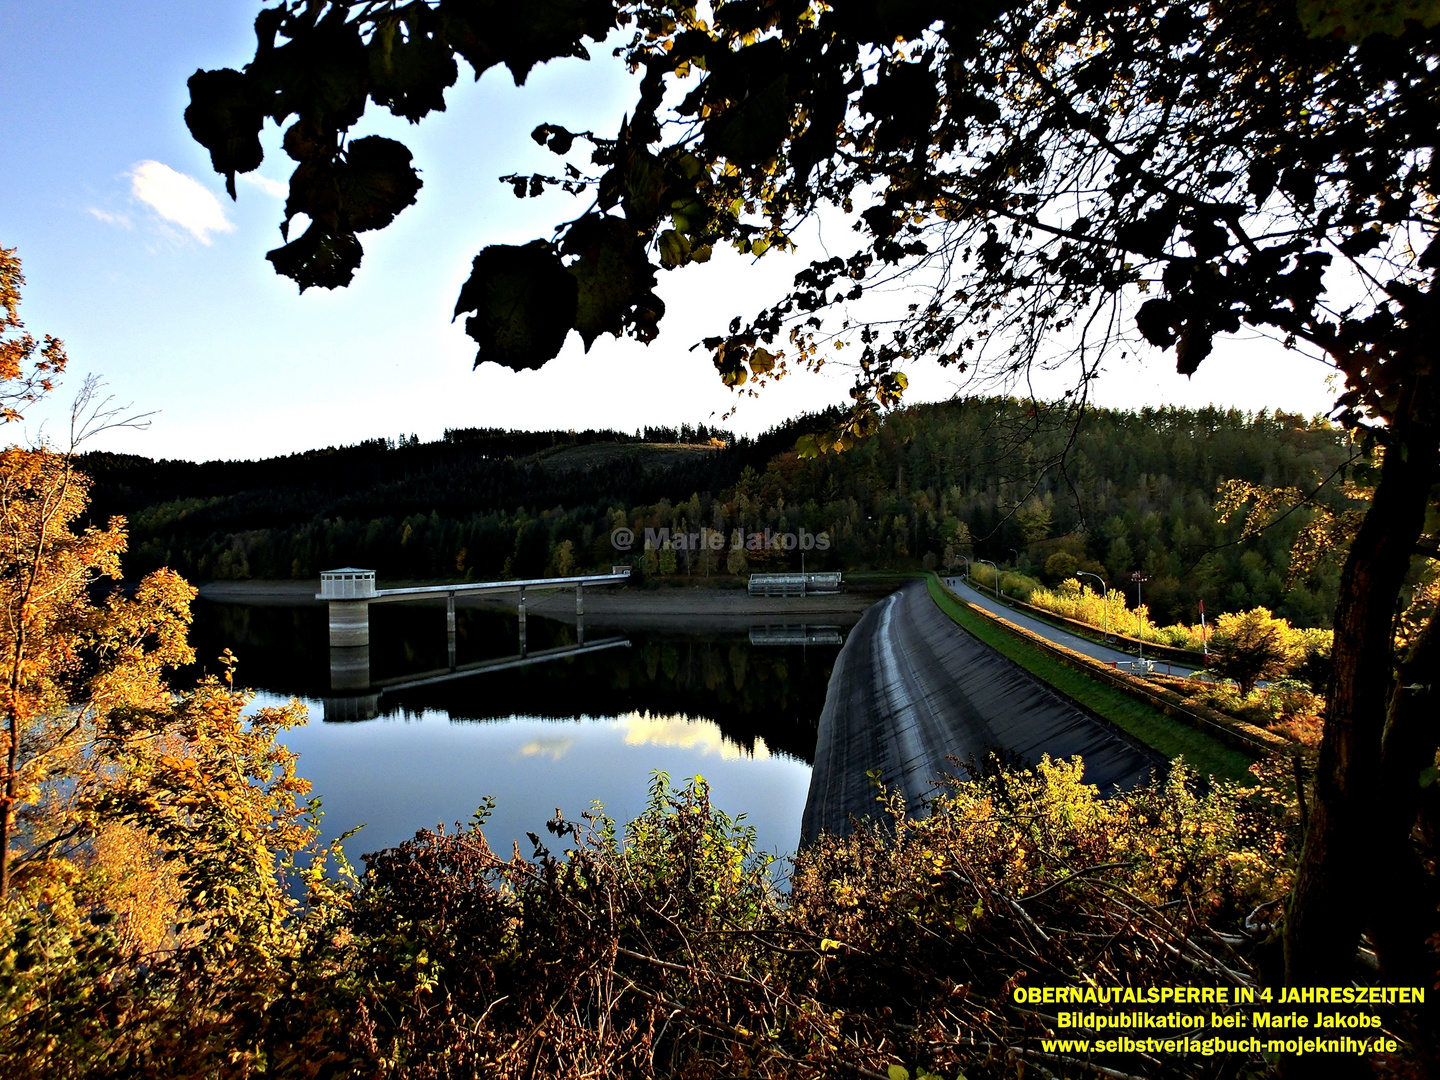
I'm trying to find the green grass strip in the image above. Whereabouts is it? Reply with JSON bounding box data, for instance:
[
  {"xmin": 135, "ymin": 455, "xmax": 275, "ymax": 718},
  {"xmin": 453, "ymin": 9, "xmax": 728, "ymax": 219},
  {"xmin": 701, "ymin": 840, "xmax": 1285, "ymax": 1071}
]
[{"xmin": 923, "ymin": 574, "xmax": 1255, "ymax": 782}]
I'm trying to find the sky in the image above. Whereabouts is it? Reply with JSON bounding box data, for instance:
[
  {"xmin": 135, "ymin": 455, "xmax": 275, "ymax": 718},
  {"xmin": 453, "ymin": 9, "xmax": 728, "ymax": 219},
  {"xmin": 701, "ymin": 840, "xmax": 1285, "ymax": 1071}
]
[{"xmin": 1, "ymin": 1, "xmax": 1343, "ymax": 464}]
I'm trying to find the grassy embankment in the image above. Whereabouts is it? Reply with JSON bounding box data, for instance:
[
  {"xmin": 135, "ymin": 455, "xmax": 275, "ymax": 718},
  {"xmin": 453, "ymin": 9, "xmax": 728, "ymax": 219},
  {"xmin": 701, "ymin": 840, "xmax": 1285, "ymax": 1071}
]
[{"xmin": 904, "ymin": 573, "xmax": 1256, "ymax": 780}]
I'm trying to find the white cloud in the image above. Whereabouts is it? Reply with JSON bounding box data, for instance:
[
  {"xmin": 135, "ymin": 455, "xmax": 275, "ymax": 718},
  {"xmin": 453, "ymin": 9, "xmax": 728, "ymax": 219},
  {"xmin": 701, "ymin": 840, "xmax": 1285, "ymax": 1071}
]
[
  {"xmin": 128, "ymin": 160, "xmax": 236, "ymax": 245},
  {"xmin": 239, "ymin": 172, "xmax": 289, "ymax": 199},
  {"xmin": 86, "ymin": 207, "xmax": 132, "ymax": 228}
]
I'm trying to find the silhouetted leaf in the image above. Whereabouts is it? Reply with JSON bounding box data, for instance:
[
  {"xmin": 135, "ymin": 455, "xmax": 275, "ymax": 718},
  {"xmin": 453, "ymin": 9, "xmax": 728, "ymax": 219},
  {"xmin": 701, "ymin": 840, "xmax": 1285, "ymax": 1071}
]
[
  {"xmin": 340, "ymin": 136, "xmax": 422, "ymax": 232},
  {"xmin": 1338, "ymin": 228, "xmax": 1383, "ymax": 257},
  {"xmin": 1135, "ymin": 298, "xmax": 1180, "ymax": 347},
  {"xmin": 282, "ymin": 117, "xmax": 329, "ymax": 164},
  {"xmin": 1175, "ymin": 323, "xmax": 1213, "ymax": 376},
  {"xmin": 702, "ymin": 41, "xmax": 793, "ymax": 167},
  {"xmin": 284, "ymin": 159, "xmax": 342, "ymax": 235},
  {"xmin": 184, "ymin": 68, "xmax": 265, "ymax": 198},
  {"xmin": 368, "ymin": 8, "xmax": 459, "ymax": 122},
  {"xmin": 265, "ymin": 8, "xmax": 370, "ymax": 132},
  {"xmin": 1247, "ymin": 159, "xmax": 1278, "ymax": 203},
  {"xmin": 439, "ymin": 0, "xmax": 616, "ymax": 85},
  {"xmin": 1117, "ymin": 215, "xmax": 1173, "ymax": 258},
  {"xmin": 266, "ymin": 222, "xmax": 364, "ymax": 291},
  {"xmin": 453, "ymin": 242, "xmax": 578, "ymax": 369},
  {"xmin": 861, "ymin": 59, "xmax": 938, "ymax": 152},
  {"xmin": 562, "ymin": 216, "xmax": 653, "ymax": 350}
]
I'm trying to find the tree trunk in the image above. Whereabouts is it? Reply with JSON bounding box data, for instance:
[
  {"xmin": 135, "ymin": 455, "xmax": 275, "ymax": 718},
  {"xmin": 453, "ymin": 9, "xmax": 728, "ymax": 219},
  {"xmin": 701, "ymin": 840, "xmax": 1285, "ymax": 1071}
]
[
  {"xmin": 1370, "ymin": 602, "xmax": 1439, "ymax": 1065},
  {"xmin": 1284, "ymin": 374, "xmax": 1439, "ymax": 992},
  {"xmin": 0, "ymin": 703, "xmax": 16, "ymax": 898}
]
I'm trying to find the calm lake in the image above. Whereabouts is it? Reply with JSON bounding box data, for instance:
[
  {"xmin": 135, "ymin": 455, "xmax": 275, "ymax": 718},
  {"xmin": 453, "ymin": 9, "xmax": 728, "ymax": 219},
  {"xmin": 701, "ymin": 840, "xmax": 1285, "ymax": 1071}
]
[{"xmin": 188, "ymin": 598, "xmax": 845, "ymax": 870}]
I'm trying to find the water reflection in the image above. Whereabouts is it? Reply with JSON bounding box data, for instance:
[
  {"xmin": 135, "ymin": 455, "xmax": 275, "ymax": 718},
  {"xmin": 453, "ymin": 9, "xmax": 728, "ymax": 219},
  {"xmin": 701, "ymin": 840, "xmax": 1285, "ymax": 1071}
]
[
  {"xmin": 187, "ymin": 599, "xmax": 845, "ymax": 860},
  {"xmin": 748, "ymin": 624, "xmax": 845, "ymax": 647},
  {"xmin": 517, "ymin": 734, "xmax": 575, "ymax": 760},
  {"xmin": 618, "ymin": 711, "xmax": 772, "ymax": 761}
]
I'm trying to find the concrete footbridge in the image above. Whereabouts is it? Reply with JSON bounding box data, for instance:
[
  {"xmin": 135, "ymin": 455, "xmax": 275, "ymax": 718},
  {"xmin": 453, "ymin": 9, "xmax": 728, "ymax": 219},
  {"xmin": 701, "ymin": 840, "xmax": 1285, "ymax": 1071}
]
[
  {"xmin": 318, "ymin": 567, "xmax": 631, "ymax": 649},
  {"xmin": 319, "ymin": 568, "xmax": 632, "ymax": 702}
]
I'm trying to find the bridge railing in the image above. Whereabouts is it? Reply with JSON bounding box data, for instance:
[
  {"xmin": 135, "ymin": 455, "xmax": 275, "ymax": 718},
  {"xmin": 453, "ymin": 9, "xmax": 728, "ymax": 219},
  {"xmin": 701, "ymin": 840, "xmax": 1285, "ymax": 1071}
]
[{"xmin": 317, "ymin": 568, "xmax": 629, "ymax": 603}]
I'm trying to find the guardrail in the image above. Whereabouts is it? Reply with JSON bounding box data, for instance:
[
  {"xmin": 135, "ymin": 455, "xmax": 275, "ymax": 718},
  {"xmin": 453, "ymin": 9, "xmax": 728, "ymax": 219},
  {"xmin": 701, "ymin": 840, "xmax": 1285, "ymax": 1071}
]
[
  {"xmin": 1004, "ymin": 594, "xmax": 1207, "ymax": 666},
  {"xmin": 935, "ymin": 576, "xmax": 1289, "ymax": 758},
  {"xmin": 948, "ymin": 575, "xmax": 1206, "ymax": 666}
]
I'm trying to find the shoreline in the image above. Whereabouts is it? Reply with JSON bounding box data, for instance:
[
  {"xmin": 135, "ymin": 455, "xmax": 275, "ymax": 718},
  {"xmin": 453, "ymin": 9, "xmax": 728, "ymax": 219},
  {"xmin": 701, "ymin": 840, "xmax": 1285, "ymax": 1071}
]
[{"xmin": 197, "ymin": 578, "xmax": 894, "ymax": 626}]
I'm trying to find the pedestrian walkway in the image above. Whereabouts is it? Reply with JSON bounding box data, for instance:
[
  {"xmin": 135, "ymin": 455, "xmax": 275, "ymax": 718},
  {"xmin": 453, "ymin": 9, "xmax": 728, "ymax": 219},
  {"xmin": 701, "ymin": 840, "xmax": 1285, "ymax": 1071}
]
[{"xmin": 941, "ymin": 577, "xmax": 1199, "ymax": 678}]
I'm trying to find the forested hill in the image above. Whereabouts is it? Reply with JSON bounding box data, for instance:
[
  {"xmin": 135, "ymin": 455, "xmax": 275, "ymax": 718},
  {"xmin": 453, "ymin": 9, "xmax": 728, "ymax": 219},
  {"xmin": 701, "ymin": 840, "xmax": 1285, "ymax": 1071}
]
[{"xmin": 82, "ymin": 399, "xmax": 1355, "ymax": 628}]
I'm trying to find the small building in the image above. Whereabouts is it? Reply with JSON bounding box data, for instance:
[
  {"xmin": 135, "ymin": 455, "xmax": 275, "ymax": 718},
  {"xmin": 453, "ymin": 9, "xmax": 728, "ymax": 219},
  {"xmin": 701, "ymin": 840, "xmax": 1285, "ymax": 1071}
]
[
  {"xmin": 747, "ymin": 572, "xmax": 844, "ymax": 597},
  {"xmin": 320, "ymin": 567, "xmax": 377, "ymax": 600}
]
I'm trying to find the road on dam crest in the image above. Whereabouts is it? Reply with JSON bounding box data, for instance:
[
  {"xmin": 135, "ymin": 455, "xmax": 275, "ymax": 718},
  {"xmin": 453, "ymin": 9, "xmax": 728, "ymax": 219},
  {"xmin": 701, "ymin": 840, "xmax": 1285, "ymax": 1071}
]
[
  {"xmin": 943, "ymin": 577, "xmax": 1199, "ymax": 676},
  {"xmin": 800, "ymin": 580, "xmax": 1162, "ymax": 843}
]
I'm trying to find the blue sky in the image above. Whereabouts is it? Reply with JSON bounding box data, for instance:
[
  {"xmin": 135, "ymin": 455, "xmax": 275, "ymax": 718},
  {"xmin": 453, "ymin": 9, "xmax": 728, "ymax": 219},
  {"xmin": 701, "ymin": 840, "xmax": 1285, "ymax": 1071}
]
[{"xmin": 2, "ymin": 1, "xmax": 1341, "ymax": 463}]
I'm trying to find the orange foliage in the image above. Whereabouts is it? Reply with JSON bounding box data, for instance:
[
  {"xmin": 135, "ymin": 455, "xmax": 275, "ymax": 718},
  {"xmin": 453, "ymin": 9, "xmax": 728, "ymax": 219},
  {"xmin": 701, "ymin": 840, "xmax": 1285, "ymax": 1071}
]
[{"xmin": 0, "ymin": 247, "xmax": 66, "ymax": 423}]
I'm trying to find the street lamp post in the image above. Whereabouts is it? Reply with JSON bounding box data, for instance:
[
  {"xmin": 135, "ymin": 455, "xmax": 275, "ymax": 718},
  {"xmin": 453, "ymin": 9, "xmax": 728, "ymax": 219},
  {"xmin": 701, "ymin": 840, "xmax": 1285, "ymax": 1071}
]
[
  {"xmin": 979, "ymin": 559, "xmax": 1001, "ymax": 600},
  {"xmin": 1075, "ymin": 571, "xmax": 1109, "ymax": 639},
  {"xmin": 958, "ymin": 555, "xmax": 972, "ymax": 581},
  {"xmin": 1131, "ymin": 572, "xmax": 1149, "ymax": 660}
]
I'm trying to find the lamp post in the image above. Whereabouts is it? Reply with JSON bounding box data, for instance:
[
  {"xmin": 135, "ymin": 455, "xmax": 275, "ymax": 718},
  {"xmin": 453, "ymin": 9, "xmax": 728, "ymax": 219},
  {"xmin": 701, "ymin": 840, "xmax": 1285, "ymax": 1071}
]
[
  {"xmin": 958, "ymin": 555, "xmax": 972, "ymax": 582},
  {"xmin": 1131, "ymin": 572, "xmax": 1149, "ymax": 660},
  {"xmin": 979, "ymin": 559, "xmax": 1001, "ymax": 600},
  {"xmin": 1076, "ymin": 571, "xmax": 1109, "ymax": 640}
]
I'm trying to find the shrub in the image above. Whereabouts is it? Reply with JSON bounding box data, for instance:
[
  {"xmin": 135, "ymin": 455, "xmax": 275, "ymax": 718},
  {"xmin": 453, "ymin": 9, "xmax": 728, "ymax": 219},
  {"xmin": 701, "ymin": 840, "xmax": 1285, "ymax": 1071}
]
[
  {"xmin": 1043, "ymin": 550, "xmax": 1078, "ymax": 582},
  {"xmin": 1208, "ymin": 607, "xmax": 1304, "ymax": 696},
  {"xmin": 316, "ymin": 760, "xmax": 1296, "ymax": 1079},
  {"xmin": 969, "ymin": 561, "xmax": 1042, "ymax": 601}
]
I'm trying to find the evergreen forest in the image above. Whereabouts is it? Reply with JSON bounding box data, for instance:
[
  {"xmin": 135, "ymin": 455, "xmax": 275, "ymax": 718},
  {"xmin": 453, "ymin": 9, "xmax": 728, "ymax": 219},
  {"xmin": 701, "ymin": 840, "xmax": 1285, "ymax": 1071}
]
[{"xmin": 84, "ymin": 398, "xmax": 1357, "ymax": 629}]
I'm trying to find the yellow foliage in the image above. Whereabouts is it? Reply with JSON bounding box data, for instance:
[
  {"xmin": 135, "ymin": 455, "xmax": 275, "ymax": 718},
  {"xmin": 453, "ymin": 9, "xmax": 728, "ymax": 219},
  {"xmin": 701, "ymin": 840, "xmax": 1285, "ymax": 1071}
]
[{"xmin": 86, "ymin": 820, "xmax": 185, "ymax": 956}]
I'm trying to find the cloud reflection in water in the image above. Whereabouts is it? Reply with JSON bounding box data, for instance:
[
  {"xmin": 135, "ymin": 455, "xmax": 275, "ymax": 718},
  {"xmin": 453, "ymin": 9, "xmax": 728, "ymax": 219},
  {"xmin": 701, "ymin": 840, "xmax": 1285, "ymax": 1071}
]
[
  {"xmin": 516, "ymin": 735, "xmax": 576, "ymax": 761},
  {"xmin": 615, "ymin": 711, "xmax": 770, "ymax": 761}
]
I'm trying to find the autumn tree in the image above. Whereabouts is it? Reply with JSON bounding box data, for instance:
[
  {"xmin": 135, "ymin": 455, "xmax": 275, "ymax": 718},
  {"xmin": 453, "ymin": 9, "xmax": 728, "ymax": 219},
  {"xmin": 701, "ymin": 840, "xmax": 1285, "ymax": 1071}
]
[
  {"xmin": 0, "ymin": 247, "xmax": 66, "ymax": 424},
  {"xmin": 943, "ymin": 520, "xmax": 974, "ymax": 572},
  {"xmin": 1206, "ymin": 607, "xmax": 1302, "ymax": 697},
  {"xmin": 0, "ymin": 252, "xmax": 334, "ymax": 1078},
  {"xmin": 0, "ymin": 255, "xmax": 172, "ymax": 899},
  {"xmin": 657, "ymin": 536, "xmax": 677, "ymax": 574},
  {"xmin": 726, "ymin": 545, "xmax": 747, "ymax": 576},
  {"xmin": 188, "ymin": 0, "xmax": 1439, "ymax": 1021}
]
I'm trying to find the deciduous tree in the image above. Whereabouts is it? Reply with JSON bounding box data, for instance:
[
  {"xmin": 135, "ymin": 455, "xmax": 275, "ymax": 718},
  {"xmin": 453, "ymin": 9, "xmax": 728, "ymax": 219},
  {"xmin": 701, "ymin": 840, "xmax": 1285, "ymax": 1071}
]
[
  {"xmin": 0, "ymin": 250, "xmax": 338, "ymax": 1078},
  {"xmin": 0, "ymin": 247, "xmax": 65, "ymax": 424},
  {"xmin": 1207, "ymin": 607, "xmax": 1302, "ymax": 697}
]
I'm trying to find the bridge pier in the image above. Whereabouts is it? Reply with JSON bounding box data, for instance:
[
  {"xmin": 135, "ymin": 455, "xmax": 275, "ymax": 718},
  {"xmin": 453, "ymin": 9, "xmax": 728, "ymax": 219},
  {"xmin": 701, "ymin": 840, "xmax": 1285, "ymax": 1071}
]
[
  {"xmin": 518, "ymin": 586, "xmax": 527, "ymax": 656},
  {"xmin": 447, "ymin": 592, "xmax": 456, "ymax": 669},
  {"xmin": 329, "ymin": 645, "xmax": 371, "ymax": 690},
  {"xmin": 328, "ymin": 600, "xmax": 370, "ymax": 648}
]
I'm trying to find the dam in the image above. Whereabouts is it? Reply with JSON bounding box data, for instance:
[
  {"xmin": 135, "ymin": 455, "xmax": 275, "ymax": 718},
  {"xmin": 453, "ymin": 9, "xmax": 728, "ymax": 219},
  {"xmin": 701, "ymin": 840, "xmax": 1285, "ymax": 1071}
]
[{"xmin": 800, "ymin": 580, "xmax": 1161, "ymax": 843}]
